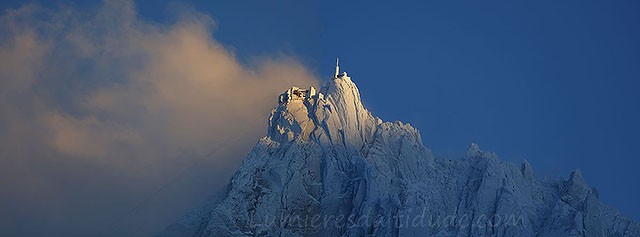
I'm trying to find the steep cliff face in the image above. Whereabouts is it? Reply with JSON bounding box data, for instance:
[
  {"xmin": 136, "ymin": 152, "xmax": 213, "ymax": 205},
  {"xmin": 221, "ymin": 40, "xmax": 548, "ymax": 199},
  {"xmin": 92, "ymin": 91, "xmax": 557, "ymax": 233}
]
[{"xmin": 161, "ymin": 74, "xmax": 639, "ymax": 237}]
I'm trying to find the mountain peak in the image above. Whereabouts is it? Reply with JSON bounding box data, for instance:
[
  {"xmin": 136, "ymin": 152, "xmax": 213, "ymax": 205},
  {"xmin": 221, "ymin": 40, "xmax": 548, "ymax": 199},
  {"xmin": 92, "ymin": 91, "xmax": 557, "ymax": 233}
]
[
  {"xmin": 268, "ymin": 66, "xmax": 377, "ymax": 151},
  {"xmin": 163, "ymin": 61, "xmax": 640, "ymax": 237},
  {"xmin": 465, "ymin": 142, "xmax": 482, "ymax": 157}
]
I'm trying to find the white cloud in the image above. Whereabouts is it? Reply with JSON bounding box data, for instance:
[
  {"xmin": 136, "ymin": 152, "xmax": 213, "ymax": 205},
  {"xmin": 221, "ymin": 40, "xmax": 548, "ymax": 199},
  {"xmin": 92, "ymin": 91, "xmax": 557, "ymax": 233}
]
[{"xmin": 0, "ymin": 1, "xmax": 318, "ymax": 235}]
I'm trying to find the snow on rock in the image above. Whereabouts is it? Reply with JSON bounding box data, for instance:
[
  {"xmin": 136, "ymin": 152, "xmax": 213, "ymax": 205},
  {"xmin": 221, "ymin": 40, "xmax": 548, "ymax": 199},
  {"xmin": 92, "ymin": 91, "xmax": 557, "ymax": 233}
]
[{"xmin": 160, "ymin": 74, "xmax": 640, "ymax": 237}]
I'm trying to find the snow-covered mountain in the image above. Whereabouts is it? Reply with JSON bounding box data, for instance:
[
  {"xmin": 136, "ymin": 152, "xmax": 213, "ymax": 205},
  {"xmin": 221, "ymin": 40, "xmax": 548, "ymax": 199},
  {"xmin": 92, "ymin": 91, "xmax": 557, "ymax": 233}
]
[{"xmin": 160, "ymin": 68, "xmax": 639, "ymax": 236}]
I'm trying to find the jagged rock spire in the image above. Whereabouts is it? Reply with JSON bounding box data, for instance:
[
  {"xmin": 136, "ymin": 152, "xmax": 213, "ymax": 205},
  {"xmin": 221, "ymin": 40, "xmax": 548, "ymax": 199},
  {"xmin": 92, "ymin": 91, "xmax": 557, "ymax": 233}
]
[{"xmin": 268, "ymin": 61, "xmax": 378, "ymax": 151}]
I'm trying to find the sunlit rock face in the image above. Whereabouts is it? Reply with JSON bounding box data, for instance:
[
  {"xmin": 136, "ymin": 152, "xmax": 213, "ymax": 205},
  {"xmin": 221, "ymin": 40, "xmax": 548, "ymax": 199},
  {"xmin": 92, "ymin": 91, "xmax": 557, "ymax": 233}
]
[
  {"xmin": 268, "ymin": 75, "xmax": 379, "ymax": 152},
  {"xmin": 160, "ymin": 74, "xmax": 639, "ymax": 237}
]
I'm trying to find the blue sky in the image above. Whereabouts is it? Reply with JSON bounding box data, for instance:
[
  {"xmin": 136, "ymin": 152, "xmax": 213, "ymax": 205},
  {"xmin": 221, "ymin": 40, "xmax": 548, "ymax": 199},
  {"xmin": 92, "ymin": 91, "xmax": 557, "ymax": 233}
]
[
  {"xmin": 318, "ymin": 1, "xmax": 640, "ymax": 221},
  {"xmin": 2, "ymin": 0, "xmax": 639, "ymax": 230}
]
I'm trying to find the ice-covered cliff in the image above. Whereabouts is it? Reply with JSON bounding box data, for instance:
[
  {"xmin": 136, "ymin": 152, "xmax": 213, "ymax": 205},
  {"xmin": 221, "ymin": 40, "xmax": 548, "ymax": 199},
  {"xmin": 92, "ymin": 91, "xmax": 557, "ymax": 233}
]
[{"xmin": 160, "ymin": 71, "xmax": 639, "ymax": 236}]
